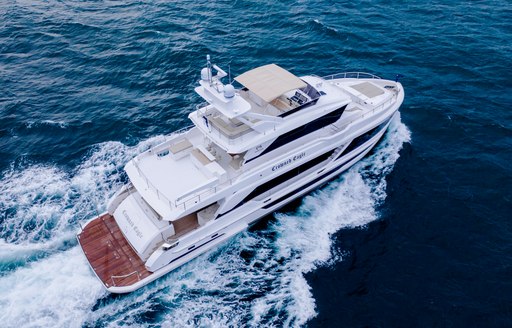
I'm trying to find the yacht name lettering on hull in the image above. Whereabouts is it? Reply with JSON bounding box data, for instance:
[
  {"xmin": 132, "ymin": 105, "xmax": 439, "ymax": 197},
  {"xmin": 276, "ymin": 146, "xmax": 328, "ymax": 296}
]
[
  {"xmin": 272, "ymin": 152, "xmax": 306, "ymax": 171},
  {"xmin": 123, "ymin": 210, "xmax": 144, "ymax": 239}
]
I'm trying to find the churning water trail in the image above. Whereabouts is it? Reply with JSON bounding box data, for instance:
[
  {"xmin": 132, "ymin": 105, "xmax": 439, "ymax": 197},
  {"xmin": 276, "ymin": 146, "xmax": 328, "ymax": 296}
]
[
  {"xmin": 0, "ymin": 114, "xmax": 408, "ymax": 327},
  {"xmin": 0, "ymin": 247, "xmax": 104, "ymax": 328},
  {"xmin": 0, "ymin": 136, "xmax": 171, "ymax": 327},
  {"xmin": 0, "ymin": 136, "xmax": 167, "ymax": 270}
]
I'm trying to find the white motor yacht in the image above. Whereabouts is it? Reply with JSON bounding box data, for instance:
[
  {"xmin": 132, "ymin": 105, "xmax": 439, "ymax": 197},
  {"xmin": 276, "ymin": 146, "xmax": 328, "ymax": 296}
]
[{"xmin": 77, "ymin": 56, "xmax": 404, "ymax": 293}]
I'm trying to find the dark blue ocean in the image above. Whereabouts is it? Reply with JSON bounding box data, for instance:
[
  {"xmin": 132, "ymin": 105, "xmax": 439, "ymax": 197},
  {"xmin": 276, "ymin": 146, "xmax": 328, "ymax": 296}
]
[{"xmin": 1, "ymin": 0, "xmax": 511, "ymax": 327}]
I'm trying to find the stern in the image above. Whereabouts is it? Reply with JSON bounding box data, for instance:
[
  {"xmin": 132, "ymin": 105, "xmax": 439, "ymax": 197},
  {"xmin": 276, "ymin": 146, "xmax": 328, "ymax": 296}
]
[{"xmin": 77, "ymin": 213, "xmax": 153, "ymax": 292}]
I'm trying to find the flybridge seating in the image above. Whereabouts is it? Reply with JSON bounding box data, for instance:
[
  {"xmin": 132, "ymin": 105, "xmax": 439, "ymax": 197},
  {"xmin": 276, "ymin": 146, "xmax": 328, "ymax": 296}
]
[
  {"xmin": 271, "ymin": 84, "xmax": 321, "ymax": 118},
  {"xmin": 199, "ymin": 82, "xmax": 320, "ymax": 140}
]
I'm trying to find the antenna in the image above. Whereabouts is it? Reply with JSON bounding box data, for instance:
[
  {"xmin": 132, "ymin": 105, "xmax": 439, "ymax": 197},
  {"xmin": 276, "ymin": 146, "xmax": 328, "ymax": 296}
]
[
  {"xmin": 228, "ymin": 65, "xmax": 231, "ymax": 84},
  {"xmin": 206, "ymin": 54, "xmax": 212, "ymax": 84}
]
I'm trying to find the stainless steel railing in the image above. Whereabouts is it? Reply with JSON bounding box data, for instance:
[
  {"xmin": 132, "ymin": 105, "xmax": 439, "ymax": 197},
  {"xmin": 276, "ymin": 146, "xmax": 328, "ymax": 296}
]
[
  {"xmin": 322, "ymin": 72, "xmax": 381, "ymax": 80},
  {"xmin": 111, "ymin": 271, "xmax": 141, "ymax": 286},
  {"xmin": 133, "ymin": 158, "xmax": 175, "ymax": 210}
]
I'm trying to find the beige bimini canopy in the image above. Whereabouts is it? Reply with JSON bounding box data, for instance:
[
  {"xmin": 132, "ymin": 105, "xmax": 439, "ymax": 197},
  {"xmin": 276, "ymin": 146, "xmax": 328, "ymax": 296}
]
[{"xmin": 235, "ymin": 64, "xmax": 307, "ymax": 103}]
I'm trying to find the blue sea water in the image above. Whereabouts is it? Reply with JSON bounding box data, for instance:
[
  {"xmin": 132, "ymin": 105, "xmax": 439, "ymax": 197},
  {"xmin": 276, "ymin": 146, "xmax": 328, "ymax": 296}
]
[{"xmin": 0, "ymin": 0, "xmax": 511, "ymax": 327}]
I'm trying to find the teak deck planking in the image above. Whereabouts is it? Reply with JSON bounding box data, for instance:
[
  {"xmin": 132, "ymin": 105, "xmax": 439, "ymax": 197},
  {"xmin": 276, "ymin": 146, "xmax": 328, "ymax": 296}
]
[{"xmin": 78, "ymin": 214, "xmax": 152, "ymax": 288}]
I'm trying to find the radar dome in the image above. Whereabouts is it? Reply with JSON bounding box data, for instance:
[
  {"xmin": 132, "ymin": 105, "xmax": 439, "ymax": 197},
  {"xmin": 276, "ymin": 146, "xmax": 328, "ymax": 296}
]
[
  {"xmin": 224, "ymin": 84, "xmax": 235, "ymax": 98},
  {"xmin": 201, "ymin": 67, "xmax": 211, "ymax": 81}
]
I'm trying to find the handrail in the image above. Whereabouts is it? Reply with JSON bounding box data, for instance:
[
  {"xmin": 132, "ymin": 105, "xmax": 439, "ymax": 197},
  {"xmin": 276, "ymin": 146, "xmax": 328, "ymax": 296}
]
[
  {"xmin": 195, "ymin": 106, "xmax": 256, "ymax": 145},
  {"xmin": 111, "ymin": 271, "xmax": 140, "ymax": 286},
  {"xmin": 174, "ymin": 177, "xmax": 235, "ymax": 210},
  {"xmin": 132, "ymin": 125, "xmax": 197, "ymax": 212},
  {"xmin": 167, "ymin": 124, "xmax": 194, "ymax": 137},
  {"xmin": 133, "ymin": 131, "xmax": 239, "ymax": 212},
  {"xmin": 133, "ymin": 159, "xmax": 174, "ymax": 210},
  {"xmin": 322, "ymin": 72, "xmax": 381, "ymax": 80},
  {"xmin": 330, "ymin": 93, "xmax": 397, "ymax": 132},
  {"xmin": 133, "ymin": 137, "xmax": 237, "ymax": 213}
]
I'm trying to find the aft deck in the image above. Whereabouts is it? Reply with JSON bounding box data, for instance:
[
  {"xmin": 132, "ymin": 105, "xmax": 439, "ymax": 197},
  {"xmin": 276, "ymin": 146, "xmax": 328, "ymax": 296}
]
[{"xmin": 77, "ymin": 213, "xmax": 152, "ymax": 288}]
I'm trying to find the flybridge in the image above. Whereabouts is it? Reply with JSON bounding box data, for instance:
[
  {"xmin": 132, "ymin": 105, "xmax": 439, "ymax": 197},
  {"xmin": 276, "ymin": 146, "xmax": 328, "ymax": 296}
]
[
  {"xmin": 194, "ymin": 55, "xmax": 310, "ymax": 119},
  {"xmin": 234, "ymin": 63, "xmax": 307, "ymax": 103},
  {"xmin": 189, "ymin": 56, "xmax": 344, "ymax": 154}
]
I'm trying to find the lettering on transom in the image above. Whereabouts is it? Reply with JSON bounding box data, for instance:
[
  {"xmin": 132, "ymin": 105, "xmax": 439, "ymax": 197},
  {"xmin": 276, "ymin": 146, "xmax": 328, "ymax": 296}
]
[{"xmin": 123, "ymin": 210, "xmax": 144, "ymax": 239}]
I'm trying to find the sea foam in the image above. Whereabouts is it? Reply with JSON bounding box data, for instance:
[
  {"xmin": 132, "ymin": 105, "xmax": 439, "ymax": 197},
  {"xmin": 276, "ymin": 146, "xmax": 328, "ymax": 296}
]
[
  {"xmin": 0, "ymin": 116, "xmax": 409, "ymax": 327},
  {"xmin": 0, "ymin": 137, "xmax": 164, "ymax": 269},
  {"xmin": 0, "ymin": 247, "xmax": 104, "ymax": 328}
]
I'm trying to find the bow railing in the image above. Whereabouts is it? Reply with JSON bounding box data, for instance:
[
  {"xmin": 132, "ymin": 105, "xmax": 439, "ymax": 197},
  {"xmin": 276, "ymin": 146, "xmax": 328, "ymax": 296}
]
[{"xmin": 322, "ymin": 72, "xmax": 381, "ymax": 80}]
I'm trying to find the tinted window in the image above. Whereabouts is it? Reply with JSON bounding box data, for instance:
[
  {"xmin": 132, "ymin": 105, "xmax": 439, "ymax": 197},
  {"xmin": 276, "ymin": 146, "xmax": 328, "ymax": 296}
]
[
  {"xmin": 335, "ymin": 116, "xmax": 392, "ymax": 161},
  {"xmin": 219, "ymin": 148, "xmax": 336, "ymax": 216},
  {"xmin": 247, "ymin": 105, "xmax": 346, "ymax": 164},
  {"xmin": 244, "ymin": 149, "xmax": 336, "ymax": 201},
  {"xmin": 263, "ymin": 146, "xmax": 370, "ymax": 209}
]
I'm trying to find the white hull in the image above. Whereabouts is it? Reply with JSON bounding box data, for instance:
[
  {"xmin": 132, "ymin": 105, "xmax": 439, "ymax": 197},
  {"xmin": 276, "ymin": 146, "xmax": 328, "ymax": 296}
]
[
  {"xmin": 81, "ymin": 112, "xmax": 396, "ymax": 293},
  {"xmin": 77, "ymin": 60, "xmax": 405, "ymax": 293}
]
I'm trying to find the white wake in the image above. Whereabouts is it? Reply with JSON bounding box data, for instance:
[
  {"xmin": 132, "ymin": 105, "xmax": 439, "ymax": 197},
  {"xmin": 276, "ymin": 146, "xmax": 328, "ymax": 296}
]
[{"xmin": 0, "ymin": 115, "xmax": 410, "ymax": 328}]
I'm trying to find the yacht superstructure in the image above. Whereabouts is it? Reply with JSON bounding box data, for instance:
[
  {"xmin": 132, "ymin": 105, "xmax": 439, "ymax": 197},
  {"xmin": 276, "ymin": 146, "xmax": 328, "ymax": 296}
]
[{"xmin": 77, "ymin": 57, "xmax": 404, "ymax": 293}]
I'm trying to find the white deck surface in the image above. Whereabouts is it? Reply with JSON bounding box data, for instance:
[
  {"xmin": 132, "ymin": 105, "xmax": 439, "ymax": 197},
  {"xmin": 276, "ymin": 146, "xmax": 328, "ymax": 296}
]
[
  {"xmin": 332, "ymin": 79, "xmax": 391, "ymax": 106},
  {"xmin": 125, "ymin": 147, "xmax": 218, "ymax": 218},
  {"xmin": 141, "ymin": 154, "xmax": 210, "ymax": 200}
]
